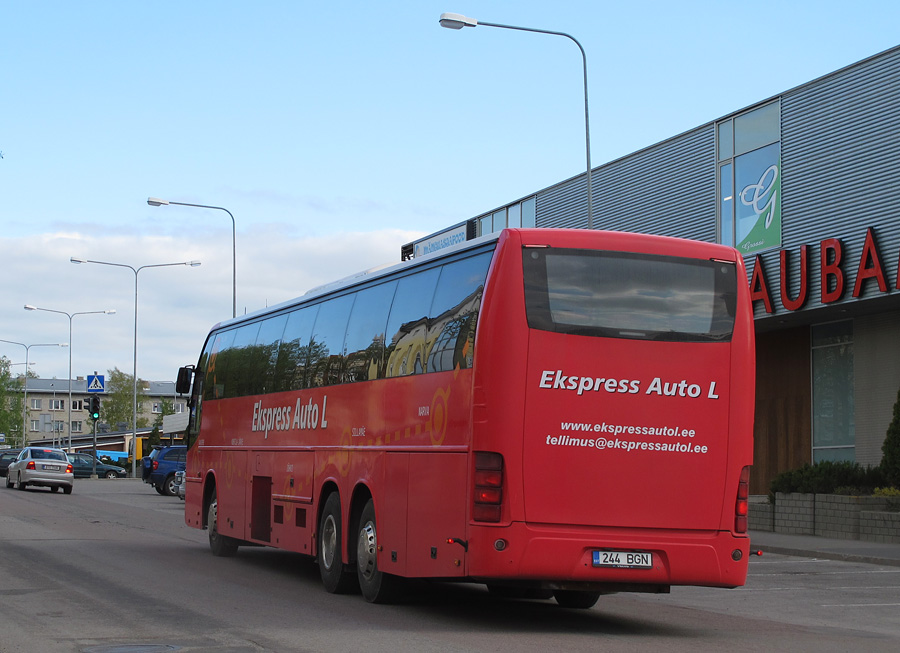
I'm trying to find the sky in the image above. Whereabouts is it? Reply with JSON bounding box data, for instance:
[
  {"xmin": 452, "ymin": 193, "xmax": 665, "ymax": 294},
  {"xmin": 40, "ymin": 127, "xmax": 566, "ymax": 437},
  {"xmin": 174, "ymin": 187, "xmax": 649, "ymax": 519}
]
[{"xmin": 2, "ymin": 0, "xmax": 899, "ymax": 383}]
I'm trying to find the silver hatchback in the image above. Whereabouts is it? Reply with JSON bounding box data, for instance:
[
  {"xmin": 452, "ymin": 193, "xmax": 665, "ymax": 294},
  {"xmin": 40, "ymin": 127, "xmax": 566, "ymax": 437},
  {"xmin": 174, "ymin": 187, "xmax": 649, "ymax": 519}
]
[
  {"xmin": 174, "ymin": 470, "xmax": 186, "ymax": 500},
  {"xmin": 5, "ymin": 447, "xmax": 74, "ymax": 494}
]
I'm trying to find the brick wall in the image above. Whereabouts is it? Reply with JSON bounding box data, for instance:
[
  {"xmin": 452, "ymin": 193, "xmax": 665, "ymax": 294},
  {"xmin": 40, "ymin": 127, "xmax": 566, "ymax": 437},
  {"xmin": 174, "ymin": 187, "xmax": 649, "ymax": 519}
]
[
  {"xmin": 774, "ymin": 493, "xmax": 815, "ymax": 535},
  {"xmin": 860, "ymin": 511, "xmax": 900, "ymax": 544},
  {"xmin": 765, "ymin": 493, "xmax": 899, "ymax": 542},
  {"xmin": 815, "ymin": 495, "xmax": 892, "ymax": 540}
]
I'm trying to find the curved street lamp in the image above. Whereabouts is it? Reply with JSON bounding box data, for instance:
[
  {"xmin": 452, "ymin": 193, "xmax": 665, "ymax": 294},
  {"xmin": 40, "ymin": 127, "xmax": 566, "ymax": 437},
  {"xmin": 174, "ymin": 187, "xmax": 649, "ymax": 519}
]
[
  {"xmin": 23, "ymin": 306, "xmax": 115, "ymax": 450},
  {"xmin": 147, "ymin": 197, "xmax": 236, "ymax": 318},
  {"xmin": 0, "ymin": 339, "xmax": 68, "ymax": 445},
  {"xmin": 439, "ymin": 12, "xmax": 594, "ymax": 229},
  {"xmin": 70, "ymin": 257, "xmax": 201, "ymax": 477}
]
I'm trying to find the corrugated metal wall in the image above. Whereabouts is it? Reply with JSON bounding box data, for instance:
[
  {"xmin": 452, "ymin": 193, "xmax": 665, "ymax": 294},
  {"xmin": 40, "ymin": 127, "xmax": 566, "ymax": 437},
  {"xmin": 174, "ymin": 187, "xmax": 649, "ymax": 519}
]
[
  {"xmin": 537, "ymin": 127, "xmax": 717, "ymax": 241},
  {"xmin": 534, "ymin": 45, "xmax": 900, "ymax": 323},
  {"xmin": 756, "ymin": 46, "xmax": 900, "ymax": 320}
]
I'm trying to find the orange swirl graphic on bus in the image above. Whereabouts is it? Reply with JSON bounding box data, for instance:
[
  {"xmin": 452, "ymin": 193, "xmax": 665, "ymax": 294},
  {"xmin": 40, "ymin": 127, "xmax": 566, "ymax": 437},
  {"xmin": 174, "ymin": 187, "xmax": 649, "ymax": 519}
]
[{"xmin": 428, "ymin": 385, "xmax": 450, "ymax": 446}]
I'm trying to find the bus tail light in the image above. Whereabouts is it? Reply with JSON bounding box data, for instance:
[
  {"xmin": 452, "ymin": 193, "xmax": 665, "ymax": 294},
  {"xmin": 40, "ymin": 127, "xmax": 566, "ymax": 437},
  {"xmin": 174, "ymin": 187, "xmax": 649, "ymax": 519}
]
[
  {"xmin": 473, "ymin": 451, "xmax": 504, "ymax": 523},
  {"xmin": 735, "ymin": 466, "xmax": 750, "ymax": 534}
]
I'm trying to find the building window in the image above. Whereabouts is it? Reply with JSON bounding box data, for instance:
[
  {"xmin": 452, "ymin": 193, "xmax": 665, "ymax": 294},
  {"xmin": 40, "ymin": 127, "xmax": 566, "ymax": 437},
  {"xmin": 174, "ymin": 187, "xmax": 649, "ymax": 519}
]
[
  {"xmin": 152, "ymin": 402, "xmax": 163, "ymax": 414},
  {"xmin": 475, "ymin": 196, "xmax": 536, "ymax": 237},
  {"xmin": 30, "ymin": 398, "xmax": 41, "ymax": 410},
  {"xmin": 30, "ymin": 420, "xmax": 40, "ymax": 432},
  {"xmin": 811, "ymin": 321, "xmax": 854, "ymax": 463},
  {"xmin": 72, "ymin": 399, "xmax": 83, "ymax": 411},
  {"xmin": 51, "ymin": 420, "xmax": 66, "ymax": 435},
  {"xmin": 50, "ymin": 399, "xmax": 65, "ymax": 411},
  {"xmin": 717, "ymin": 100, "xmax": 781, "ymax": 255},
  {"xmin": 71, "ymin": 421, "xmax": 83, "ymax": 434},
  {"xmin": 174, "ymin": 403, "xmax": 185, "ymax": 414}
]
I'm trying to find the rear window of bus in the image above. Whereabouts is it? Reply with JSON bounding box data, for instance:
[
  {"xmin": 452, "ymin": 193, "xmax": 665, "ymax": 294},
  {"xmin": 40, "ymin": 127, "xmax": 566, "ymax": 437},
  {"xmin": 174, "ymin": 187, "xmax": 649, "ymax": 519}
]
[{"xmin": 523, "ymin": 247, "xmax": 737, "ymax": 342}]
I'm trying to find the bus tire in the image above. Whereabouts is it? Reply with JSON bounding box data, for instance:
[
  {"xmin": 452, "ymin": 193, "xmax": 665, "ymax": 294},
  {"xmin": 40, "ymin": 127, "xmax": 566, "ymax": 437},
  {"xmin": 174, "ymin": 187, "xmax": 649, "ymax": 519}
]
[
  {"xmin": 208, "ymin": 488, "xmax": 239, "ymax": 557},
  {"xmin": 318, "ymin": 492, "xmax": 357, "ymax": 594},
  {"xmin": 553, "ymin": 590, "xmax": 601, "ymax": 609},
  {"xmin": 357, "ymin": 498, "xmax": 403, "ymax": 603}
]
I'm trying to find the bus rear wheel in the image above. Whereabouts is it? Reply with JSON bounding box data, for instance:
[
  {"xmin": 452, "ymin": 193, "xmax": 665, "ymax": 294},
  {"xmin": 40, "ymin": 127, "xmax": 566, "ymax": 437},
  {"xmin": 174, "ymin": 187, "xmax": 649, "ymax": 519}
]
[
  {"xmin": 318, "ymin": 492, "xmax": 357, "ymax": 594},
  {"xmin": 208, "ymin": 488, "xmax": 239, "ymax": 557},
  {"xmin": 357, "ymin": 499, "xmax": 403, "ymax": 603}
]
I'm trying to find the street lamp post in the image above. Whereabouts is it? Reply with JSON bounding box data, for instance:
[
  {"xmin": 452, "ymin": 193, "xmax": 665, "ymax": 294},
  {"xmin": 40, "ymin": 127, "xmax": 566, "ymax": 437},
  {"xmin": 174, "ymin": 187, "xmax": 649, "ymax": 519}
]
[
  {"xmin": 70, "ymin": 257, "xmax": 201, "ymax": 477},
  {"xmin": 0, "ymin": 339, "xmax": 68, "ymax": 444},
  {"xmin": 439, "ymin": 12, "xmax": 594, "ymax": 229},
  {"xmin": 147, "ymin": 198, "xmax": 236, "ymax": 318},
  {"xmin": 23, "ymin": 306, "xmax": 115, "ymax": 451}
]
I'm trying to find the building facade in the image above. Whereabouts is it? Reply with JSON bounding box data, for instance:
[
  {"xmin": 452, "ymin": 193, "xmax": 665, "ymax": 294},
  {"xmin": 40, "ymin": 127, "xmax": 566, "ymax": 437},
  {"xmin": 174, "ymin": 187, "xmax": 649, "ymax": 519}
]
[
  {"xmin": 409, "ymin": 45, "xmax": 900, "ymax": 493},
  {"xmin": 19, "ymin": 377, "xmax": 187, "ymax": 446}
]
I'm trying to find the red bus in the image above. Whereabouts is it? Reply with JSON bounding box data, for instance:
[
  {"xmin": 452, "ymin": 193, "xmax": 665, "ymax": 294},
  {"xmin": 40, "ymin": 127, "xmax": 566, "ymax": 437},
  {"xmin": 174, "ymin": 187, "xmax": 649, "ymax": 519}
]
[{"xmin": 176, "ymin": 228, "xmax": 755, "ymax": 607}]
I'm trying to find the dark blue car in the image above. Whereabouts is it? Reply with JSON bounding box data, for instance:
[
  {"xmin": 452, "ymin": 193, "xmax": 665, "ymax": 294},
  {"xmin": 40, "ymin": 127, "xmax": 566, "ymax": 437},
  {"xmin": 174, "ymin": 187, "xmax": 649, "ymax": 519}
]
[{"xmin": 143, "ymin": 445, "xmax": 186, "ymax": 496}]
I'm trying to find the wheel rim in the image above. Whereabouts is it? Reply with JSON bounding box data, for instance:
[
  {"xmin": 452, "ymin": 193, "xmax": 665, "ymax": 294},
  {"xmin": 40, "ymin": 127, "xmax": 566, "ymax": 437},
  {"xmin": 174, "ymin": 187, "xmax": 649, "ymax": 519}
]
[
  {"xmin": 357, "ymin": 520, "xmax": 378, "ymax": 582},
  {"xmin": 321, "ymin": 514, "xmax": 338, "ymax": 571},
  {"xmin": 209, "ymin": 500, "xmax": 220, "ymax": 543}
]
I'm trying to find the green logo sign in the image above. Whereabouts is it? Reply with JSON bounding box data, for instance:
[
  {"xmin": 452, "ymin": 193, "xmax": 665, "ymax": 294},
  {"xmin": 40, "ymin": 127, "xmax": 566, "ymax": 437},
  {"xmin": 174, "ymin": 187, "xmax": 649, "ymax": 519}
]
[{"xmin": 736, "ymin": 149, "xmax": 781, "ymax": 255}]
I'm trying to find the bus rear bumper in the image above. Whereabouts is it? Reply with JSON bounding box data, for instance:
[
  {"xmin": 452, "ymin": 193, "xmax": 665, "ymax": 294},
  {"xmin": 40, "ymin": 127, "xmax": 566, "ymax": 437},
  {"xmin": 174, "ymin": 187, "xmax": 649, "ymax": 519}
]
[{"xmin": 467, "ymin": 522, "xmax": 750, "ymax": 590}]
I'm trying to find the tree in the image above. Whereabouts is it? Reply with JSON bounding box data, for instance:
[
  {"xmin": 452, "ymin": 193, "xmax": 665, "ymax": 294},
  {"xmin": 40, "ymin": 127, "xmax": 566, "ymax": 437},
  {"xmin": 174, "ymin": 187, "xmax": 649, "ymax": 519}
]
[
  {"xmin": 101, "ymin": 367, "xmax": 150, "ymax": 430},
  {"xmin": 0, "ymin": 356, "xmax": 25, "ymax": 446},
  {"xmin": 881, "ymin": 385, "xmax": 900, "ymax": 488}
]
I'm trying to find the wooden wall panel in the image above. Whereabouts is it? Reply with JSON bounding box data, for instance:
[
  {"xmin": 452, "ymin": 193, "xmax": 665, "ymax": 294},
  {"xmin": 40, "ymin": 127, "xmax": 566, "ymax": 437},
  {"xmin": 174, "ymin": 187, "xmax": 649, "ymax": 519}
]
[{"xmin": 751, "ymin": 328, "xmax": 811, "ymax": 494}]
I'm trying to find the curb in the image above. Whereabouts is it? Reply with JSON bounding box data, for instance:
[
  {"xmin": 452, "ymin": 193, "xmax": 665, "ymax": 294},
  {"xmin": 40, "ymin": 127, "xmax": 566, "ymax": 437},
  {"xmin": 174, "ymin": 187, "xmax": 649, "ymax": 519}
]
[{"xmin": 754, "ymin": 543, "xmax": 900, "ymax": 568}]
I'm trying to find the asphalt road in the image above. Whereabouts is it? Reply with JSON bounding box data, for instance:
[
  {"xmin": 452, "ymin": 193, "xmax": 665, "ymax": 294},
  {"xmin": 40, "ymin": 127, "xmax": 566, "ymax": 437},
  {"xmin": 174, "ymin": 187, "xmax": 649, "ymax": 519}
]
[{"xmin": 2, "ymin": 479, "xmax": 899, "ymax": 653}]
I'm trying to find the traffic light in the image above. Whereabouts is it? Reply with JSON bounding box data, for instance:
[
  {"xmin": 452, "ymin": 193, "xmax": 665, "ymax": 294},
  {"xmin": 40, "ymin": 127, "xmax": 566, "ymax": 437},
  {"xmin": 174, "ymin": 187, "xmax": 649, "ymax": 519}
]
[{"xmin": 89, "ymin": 396, "xmax": 101, "ymax": 421}]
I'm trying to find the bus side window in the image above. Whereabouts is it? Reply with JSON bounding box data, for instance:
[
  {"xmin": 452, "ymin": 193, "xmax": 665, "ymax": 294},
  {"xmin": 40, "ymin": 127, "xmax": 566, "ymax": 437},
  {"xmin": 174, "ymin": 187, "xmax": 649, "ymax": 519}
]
[
  {"xmin": 427, "ymin": 253, "xmax": 492, "ymax": 373},
  {"xmin": 188, "ymin": 368, "xmax": 204, "ymax": 442},
  {"xmin": 255, "ymin": 313, "xmax": 289, "ymax": 394},
  {"xmin": 384, "ymin": 267, "xmax": 440, "ymax": 378},
  {"xmin": 277, "ymin": 306, "xmax": 319, "ymax": 392},
  {"xmin": 227, "ymin": 322, "xmax": 263, "ymax": 398},
  {"xmin": 343, "ymin": 281, "xmax": 397, "ymax": 383},
  {"xmin": 308, "ymin": 295, "xmax": 355, "ymax": 387},
  {"xmin": 203, "ymin": 330, "xmax": 236, "ymax": 401}
]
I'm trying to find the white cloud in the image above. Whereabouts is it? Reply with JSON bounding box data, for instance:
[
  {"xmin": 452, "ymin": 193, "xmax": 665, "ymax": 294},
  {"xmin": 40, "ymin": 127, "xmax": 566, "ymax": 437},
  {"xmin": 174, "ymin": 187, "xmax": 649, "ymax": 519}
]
[{"xmin": 0, "ymin": 226, "xmax": 423, "ymax": 383}]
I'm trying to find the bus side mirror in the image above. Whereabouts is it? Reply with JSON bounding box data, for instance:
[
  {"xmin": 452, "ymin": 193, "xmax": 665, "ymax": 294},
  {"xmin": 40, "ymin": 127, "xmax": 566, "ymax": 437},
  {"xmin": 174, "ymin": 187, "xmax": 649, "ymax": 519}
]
[{"xmin": 175, "ymin": 366, "xmax": 194, "ymax": 395}]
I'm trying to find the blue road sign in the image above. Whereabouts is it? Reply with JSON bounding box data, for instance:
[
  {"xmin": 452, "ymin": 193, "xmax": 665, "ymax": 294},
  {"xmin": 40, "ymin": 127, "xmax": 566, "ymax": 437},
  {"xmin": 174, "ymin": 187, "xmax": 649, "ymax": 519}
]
[{"xmin": 87, "ymin": 375, "xmax": 105, "ymax": 393}]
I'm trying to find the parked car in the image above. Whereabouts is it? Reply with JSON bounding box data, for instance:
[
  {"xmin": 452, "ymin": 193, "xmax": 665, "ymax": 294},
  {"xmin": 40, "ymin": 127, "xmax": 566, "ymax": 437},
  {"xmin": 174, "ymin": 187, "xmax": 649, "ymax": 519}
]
[
  {"xmin": 68, "ymin": 452, "xmax": 127, "ymax": 479},
  {"xmin": 141, "ymin": 449, "xmax": 155, "ymax": 482},
  {"xmin": 174, "ymin": 470, "xmax": 186, "ymax": 500},
  {"xmin": 0, "ymin": 449, "xmax": 22, "ymax": 477},
  {"xmin": 5, "ymin": 447, "xmax": 74, "ymax": 494},
  {"xmin": 144, "ymin": 445, "xmax": 186, "ymax": 496}
]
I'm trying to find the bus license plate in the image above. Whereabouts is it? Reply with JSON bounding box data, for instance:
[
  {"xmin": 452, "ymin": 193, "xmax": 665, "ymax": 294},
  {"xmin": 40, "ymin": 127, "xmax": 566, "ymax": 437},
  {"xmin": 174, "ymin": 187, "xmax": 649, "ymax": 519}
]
[{"xmin": 592, "ymin": 550, "xmax": 652, "ymax": 569}]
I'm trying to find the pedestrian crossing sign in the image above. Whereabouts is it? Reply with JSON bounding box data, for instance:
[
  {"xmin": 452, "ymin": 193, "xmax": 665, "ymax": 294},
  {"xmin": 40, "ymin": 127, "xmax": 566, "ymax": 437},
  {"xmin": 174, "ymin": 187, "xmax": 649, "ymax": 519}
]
[{"xmin": 87, "ymin": 375, "xmax": 105, "ymax": 392}]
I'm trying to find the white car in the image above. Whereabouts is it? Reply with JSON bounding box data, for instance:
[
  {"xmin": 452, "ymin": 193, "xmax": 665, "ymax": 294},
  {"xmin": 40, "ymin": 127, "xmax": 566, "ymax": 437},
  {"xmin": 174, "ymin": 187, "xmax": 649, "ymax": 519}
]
[{"xmin": 5, "ymin": 447, "xmax": 74, "ymax": 494}]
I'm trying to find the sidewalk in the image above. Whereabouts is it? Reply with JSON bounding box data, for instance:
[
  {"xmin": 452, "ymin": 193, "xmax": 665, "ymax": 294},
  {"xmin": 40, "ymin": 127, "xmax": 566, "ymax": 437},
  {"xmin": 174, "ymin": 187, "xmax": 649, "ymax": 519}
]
[{"xmin": 749, "ymin": 530, "xmax": 900, "ymax": 567}]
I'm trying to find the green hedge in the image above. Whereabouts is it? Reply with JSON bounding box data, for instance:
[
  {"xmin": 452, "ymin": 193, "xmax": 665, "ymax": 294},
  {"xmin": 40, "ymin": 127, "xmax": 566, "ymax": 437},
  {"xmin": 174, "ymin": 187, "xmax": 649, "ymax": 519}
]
[{"xmin": 769, "ymin": 461, "xmax": 887, "ymax": 499}]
